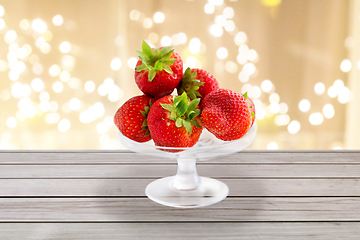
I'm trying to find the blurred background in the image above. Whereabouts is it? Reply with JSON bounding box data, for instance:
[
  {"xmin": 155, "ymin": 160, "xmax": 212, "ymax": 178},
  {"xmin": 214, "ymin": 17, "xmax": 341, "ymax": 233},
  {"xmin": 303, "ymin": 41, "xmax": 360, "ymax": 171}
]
[{"xmin": 0, "ymin": 0, "xmax": 359, "ymax": 150}]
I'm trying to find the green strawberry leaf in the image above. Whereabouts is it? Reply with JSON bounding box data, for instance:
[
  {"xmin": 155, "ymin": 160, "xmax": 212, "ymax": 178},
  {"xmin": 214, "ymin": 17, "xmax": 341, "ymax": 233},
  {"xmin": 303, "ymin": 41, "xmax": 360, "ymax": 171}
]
[
  {"xmin": 159, "ymin": 46, "xmax": 174, "ymax": 57},
  {"xmin": 189, "ymin": 109, "xmax": 201, "ymax": 120},
  {"xmin": 135, "ymin": 41, "xmax": 177, "ymax": 80},
  {"xmin": 187, "ymin": 98, "xmax": 200, "ymax": 113},
  {"xmin": 190, "ymin": 119, "xmax": 201, "ymax": 128},
  {"xmin": 142, "ymin": 40, "xmax": 153, "ymax": 59},
  {"xmin": 154, "ymin": 60, "xmax": 163, "ymax": 71},
  {"xmin": 163, "ymin": 64, "xmax": 173, "ymax": 74},
  {"xmin": 170, "ymin": 112, "xmax": 177, "ymax": 121},
  {"xmin": 183, "ymin": 120, "xmax": 192, "ymax": 135},
  {"xmin": 135, "ymin": 64, "xmax": 148, "ymax": 72},
  {"xmin": 191, "ymin": 69, "xmax": 197, "ymax": 78},
  {"xmin": 195, "ymin": 91, "xmax": 202, "ymax": 97},
  {"xmin": 188, "ymin": 91, "xmax": 196, "ymax": 100},
  {"xmin": 175, "ymin": 93, "xmax": 188, "ymax": 117},
  {"xmin": 243, "ymin": 92, "xmax": 248, "ymax": 100},
  {"xmin": 142, "ymin": 118, "xmax": 147, "ymax": 128},
  {"xmin": 163, "ymin": 59, "xmax": 176, "ymax": 65},
  {"xmin": 193, "ymin": 79, "xmax": 204, "ymax": 86},
  {"xmin": 162, "ymin": 50, "xmax": 174, "ymax": 60},
  {"xmin": 162, "ymin": 92, "xmax": 202, "ymax": 134},
  {"xmin": 175, "ymin": 118, "xmax": 183, "ymax": 128},
  {"xmin": 135, "ymin": 49, "xmax": 148, "ymax": 62},
  {"xmin": 153, "ymin": 48, "xmax": 160, "ymax": 57},
  {"xmin": 173, "ymin": 95, "xmax": 181, "ymax": 107},
  {"xmin": 148, "ymin": 69, "xmax": 156, "ymax": 82},
  {"xmin": 161, "ymin": 103, "xmax": 174, "ymax": 112},
  {"xmin": 251, "ymin": 111, "xmax": 255, "ymax": 117}
]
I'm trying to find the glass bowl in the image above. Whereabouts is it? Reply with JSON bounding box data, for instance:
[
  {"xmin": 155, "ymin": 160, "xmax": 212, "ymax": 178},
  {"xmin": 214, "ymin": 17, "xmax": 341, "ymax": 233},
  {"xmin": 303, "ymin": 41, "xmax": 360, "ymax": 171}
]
[{"xmin": 119, "ymin": 122, "xmax": 257, "ymax": 208}]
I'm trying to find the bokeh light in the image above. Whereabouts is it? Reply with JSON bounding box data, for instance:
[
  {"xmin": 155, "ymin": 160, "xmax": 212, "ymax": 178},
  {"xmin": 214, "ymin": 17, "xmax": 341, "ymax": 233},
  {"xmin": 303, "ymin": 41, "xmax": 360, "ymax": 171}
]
[
  {"xmin": 261, "ymin": 80, "xmax": 273, "ymax": 92},
  {"xmin": 111, "ymin": 57, "xmax": 122, "ymax": 70},
  {"xmin": 314, "ymin": 82, "xmax": 325, "ymax": 95},
  {"xmin": 288, "ymin": 121, "xmax": 300, "ymax": 134},
  {"xmin": 31, "ymin": 78, "xmax": 45, "ymax": 92},
  {"xmin": 5, "ymin": 30, "xmax": 17, "ymax": 43},
  {"xmin": 204, "ymin": 3, "xmax": 215, "ymax": 14},
  {"xmin": 223, "ymin": 7, "xmax": 235, "ymax": 19},
  {"xmin": 84, "ymin": 81, "xmax": 96, "ymax": 93},
  {"xmin": 210, "ymin": 24, "xmax": 223, "ymax": 37},
  {"xmin": 215, "ymin": 15, "xmax": 227, "ymax": 26},
  {"xmin": 0, "ymin": 19, "xmax": 5, "ymax": 30},
  {"xmin": 58, "ymin": 119, "xmax": 71, "ymax": 132},
  {"xmin": 189, "ymin": 38, "xmax": 201, "ymax": 54},
  {"xmin": 6, "ymin": 117, "xmax": 17, "ymax": 129},
  {"xmin": 323, "ymin": 104, "xmax": 335, "ymax": 119},
  {"xmin": 267, "ymin": 141, "xmax": 279, "ymax": 150},
  {"xmin": 309, "ymin": 112, "xmax": 324, "ymax": 125},
  {"xmin": 299, "ymin": 99, "xmax": 310, "ymax": 112},
  {"xmin": 52, "ymin": 81, "xmax": 64, "ymax": 93},
  {"xmin": 216, "ymin": 47, "xmax": 228, "ymax": 59},
  {"xmin": 153, "ymin": 12, "xmax": 165, "ymax": 23},
  {"xmin": 0, "ymin": 5, "xmax": 4, "ymax": 17},
  {"xmin": 19, "ymin": 19, "xmax": 30, "ymax": 30},
  {"xmin": 53, "ymin": 15, "xmax": 63, "ymax": 26},
  {"xmin": 143, "ymin": 18, "xmax": 153, "ymax": 28},
  {"xmin": 340, "ymin": 59, "xmax": 352, "ymax": 72},
  {"xmin": 234, "ymin": 32, "xmax": 247, "ymax": 45},
  {"xmin": 160, "ymin": 36, "xmax": 171, "ymax": 46},
  {"xmin": 59, "ymin": 41, "xmax": 71, "ymax": 53},
  {"xmin": 32, "ymin": 19, "xmax": 47, "ymax": 33},
  {"xmin": 127, "ymin": 57, "xmax": 138, "ymax": 69}
]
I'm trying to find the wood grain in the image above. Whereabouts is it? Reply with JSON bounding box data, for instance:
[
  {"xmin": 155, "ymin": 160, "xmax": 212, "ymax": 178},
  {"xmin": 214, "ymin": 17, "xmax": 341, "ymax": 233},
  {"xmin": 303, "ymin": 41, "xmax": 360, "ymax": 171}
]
[
  {"xmin": 1, "ymin": 150, "xmax": 360, "ymax": 238},
  {"xmin": 1, "ymin": 179, "xmax": 360, "ymax": 196},
  {"xmin": 1, "ymin": 223, "xmax": 360, "ymax": 240},
  {"xmin": 1, "ymin": 150, "xmax": 360, "ymax": 164},
  {"xmin": 2, "ymin": 164, "xmax": 360, "ymax": 178},
  {"xmin": 0, "ymin": 197, "xmax": 359, "ymax": 222}
]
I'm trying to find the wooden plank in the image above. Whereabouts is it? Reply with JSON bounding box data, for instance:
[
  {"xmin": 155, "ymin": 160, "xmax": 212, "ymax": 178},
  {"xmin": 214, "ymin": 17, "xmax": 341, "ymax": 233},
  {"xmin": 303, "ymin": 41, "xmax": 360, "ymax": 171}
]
[
  {"xmin": 0, "ymin": 197, "xmax": 360, "ymax": 222},
  {"xmin": 1, "ymin": 179, "xmax": 360, "ymax": 197},
  {"xmin": 1, "ymin": 151, "xmax": 360, "ymax": 164},
  {"xmin": 1, "ymin": 223, "xmax": 360, "ymax": 239},
  {"xmin": 2, "ymin": 164, "xmax": 360, "ymax": 178}
]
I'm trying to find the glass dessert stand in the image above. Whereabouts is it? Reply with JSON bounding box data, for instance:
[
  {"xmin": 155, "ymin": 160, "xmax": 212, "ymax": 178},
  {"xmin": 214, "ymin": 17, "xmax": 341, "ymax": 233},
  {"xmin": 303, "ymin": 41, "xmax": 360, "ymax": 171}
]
[{"xmin": 119, "ymin": 122, "xmax": 257, "ymax": 208}]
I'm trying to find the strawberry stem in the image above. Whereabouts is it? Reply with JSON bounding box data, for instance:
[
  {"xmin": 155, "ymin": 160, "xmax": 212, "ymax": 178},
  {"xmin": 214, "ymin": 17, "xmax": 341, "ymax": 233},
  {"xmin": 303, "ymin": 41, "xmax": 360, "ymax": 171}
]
[
  {"xmin": 177, "ymin": 67, "xmax": 204, "ymax": 100},
  {"xmin": 160, "ymin": 92, "xmax": 201, "ymax": 135},
  {"xmin": 135, "ymin": 40, "xmax": 176, "ymax": 82}
]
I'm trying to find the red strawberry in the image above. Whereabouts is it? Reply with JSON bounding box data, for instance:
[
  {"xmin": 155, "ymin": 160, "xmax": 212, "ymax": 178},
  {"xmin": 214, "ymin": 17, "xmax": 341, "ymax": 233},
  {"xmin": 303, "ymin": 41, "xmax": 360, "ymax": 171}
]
[
  {"xmin": 135, "ymin": 40, "xmax": 183, "ymax": 99},
  {"xmin": 147, "ymin": 92, "xmax": 203, "ymax": 152},
  {"xmin": 114, "ymin": 95, "xmax": 154, "ymax": 143},
  {"xmin": 177, "ymin": 67, "xmax": 219, "ymax": 104},
  {"xmin": 201, "ymin": 89, "xmax": 252, "ymax": 141},
  {"xmin": 244, "ymin": 92, "xmax": 256, "ymax": 127}
]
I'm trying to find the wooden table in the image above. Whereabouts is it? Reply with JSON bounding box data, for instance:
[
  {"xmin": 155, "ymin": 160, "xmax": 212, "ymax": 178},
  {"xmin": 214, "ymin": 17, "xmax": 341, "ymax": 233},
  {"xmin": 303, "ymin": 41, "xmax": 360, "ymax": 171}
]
[{"xmin": 1, "ymin": 150, "xmax": 360, "ymax": 239}]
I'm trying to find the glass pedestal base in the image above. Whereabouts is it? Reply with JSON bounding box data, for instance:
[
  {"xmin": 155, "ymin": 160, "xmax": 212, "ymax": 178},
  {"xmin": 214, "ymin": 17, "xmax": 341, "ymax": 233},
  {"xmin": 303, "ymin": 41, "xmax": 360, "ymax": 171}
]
[
  {"xmin": 119, "ymin": 123, "xmax": 257, "ymax": 208},
  {"xmin": 145, "ymin": 176, "xmax": 229, "ymax": 208}
]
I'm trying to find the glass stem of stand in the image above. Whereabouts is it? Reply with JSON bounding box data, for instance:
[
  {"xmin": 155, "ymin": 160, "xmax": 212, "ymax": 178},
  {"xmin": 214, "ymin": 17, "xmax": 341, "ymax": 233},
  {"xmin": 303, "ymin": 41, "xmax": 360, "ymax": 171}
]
[{"xmin": 172, "ymin": 156, "xmax": 200, "ymax": 191}]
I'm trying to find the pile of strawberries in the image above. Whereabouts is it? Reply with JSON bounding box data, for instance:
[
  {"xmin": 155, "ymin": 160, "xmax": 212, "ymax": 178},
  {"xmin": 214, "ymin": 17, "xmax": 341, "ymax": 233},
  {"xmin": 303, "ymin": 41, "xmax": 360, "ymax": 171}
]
[{"xmin": 114, "ymin": 41, "xmax": 255, "ymax": 152}]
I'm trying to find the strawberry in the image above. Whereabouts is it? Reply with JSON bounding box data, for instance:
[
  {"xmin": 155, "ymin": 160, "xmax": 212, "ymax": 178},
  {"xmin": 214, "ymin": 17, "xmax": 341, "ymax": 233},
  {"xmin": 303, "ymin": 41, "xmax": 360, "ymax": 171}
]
[
  {"xmin": 201, "ymin": 89, "xmax": 252, "ymax": 141},
  {"xmin": 135, "ymin": 40, "xmax": 183, "ymax": 99},
  {"xmin": 243, "ymin": 92, "xmax": 256, "ymax": 127},
  {"xmin": 114, "ymin": 95, "xmax": 154, "ymax": 143},
  {"xmin": 147, "ymin": 92, "xmax": 203, "ymax": 152},
  {"xmin": 177, "ymin": 67, "xmax": 219, "ymax": 104}
]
